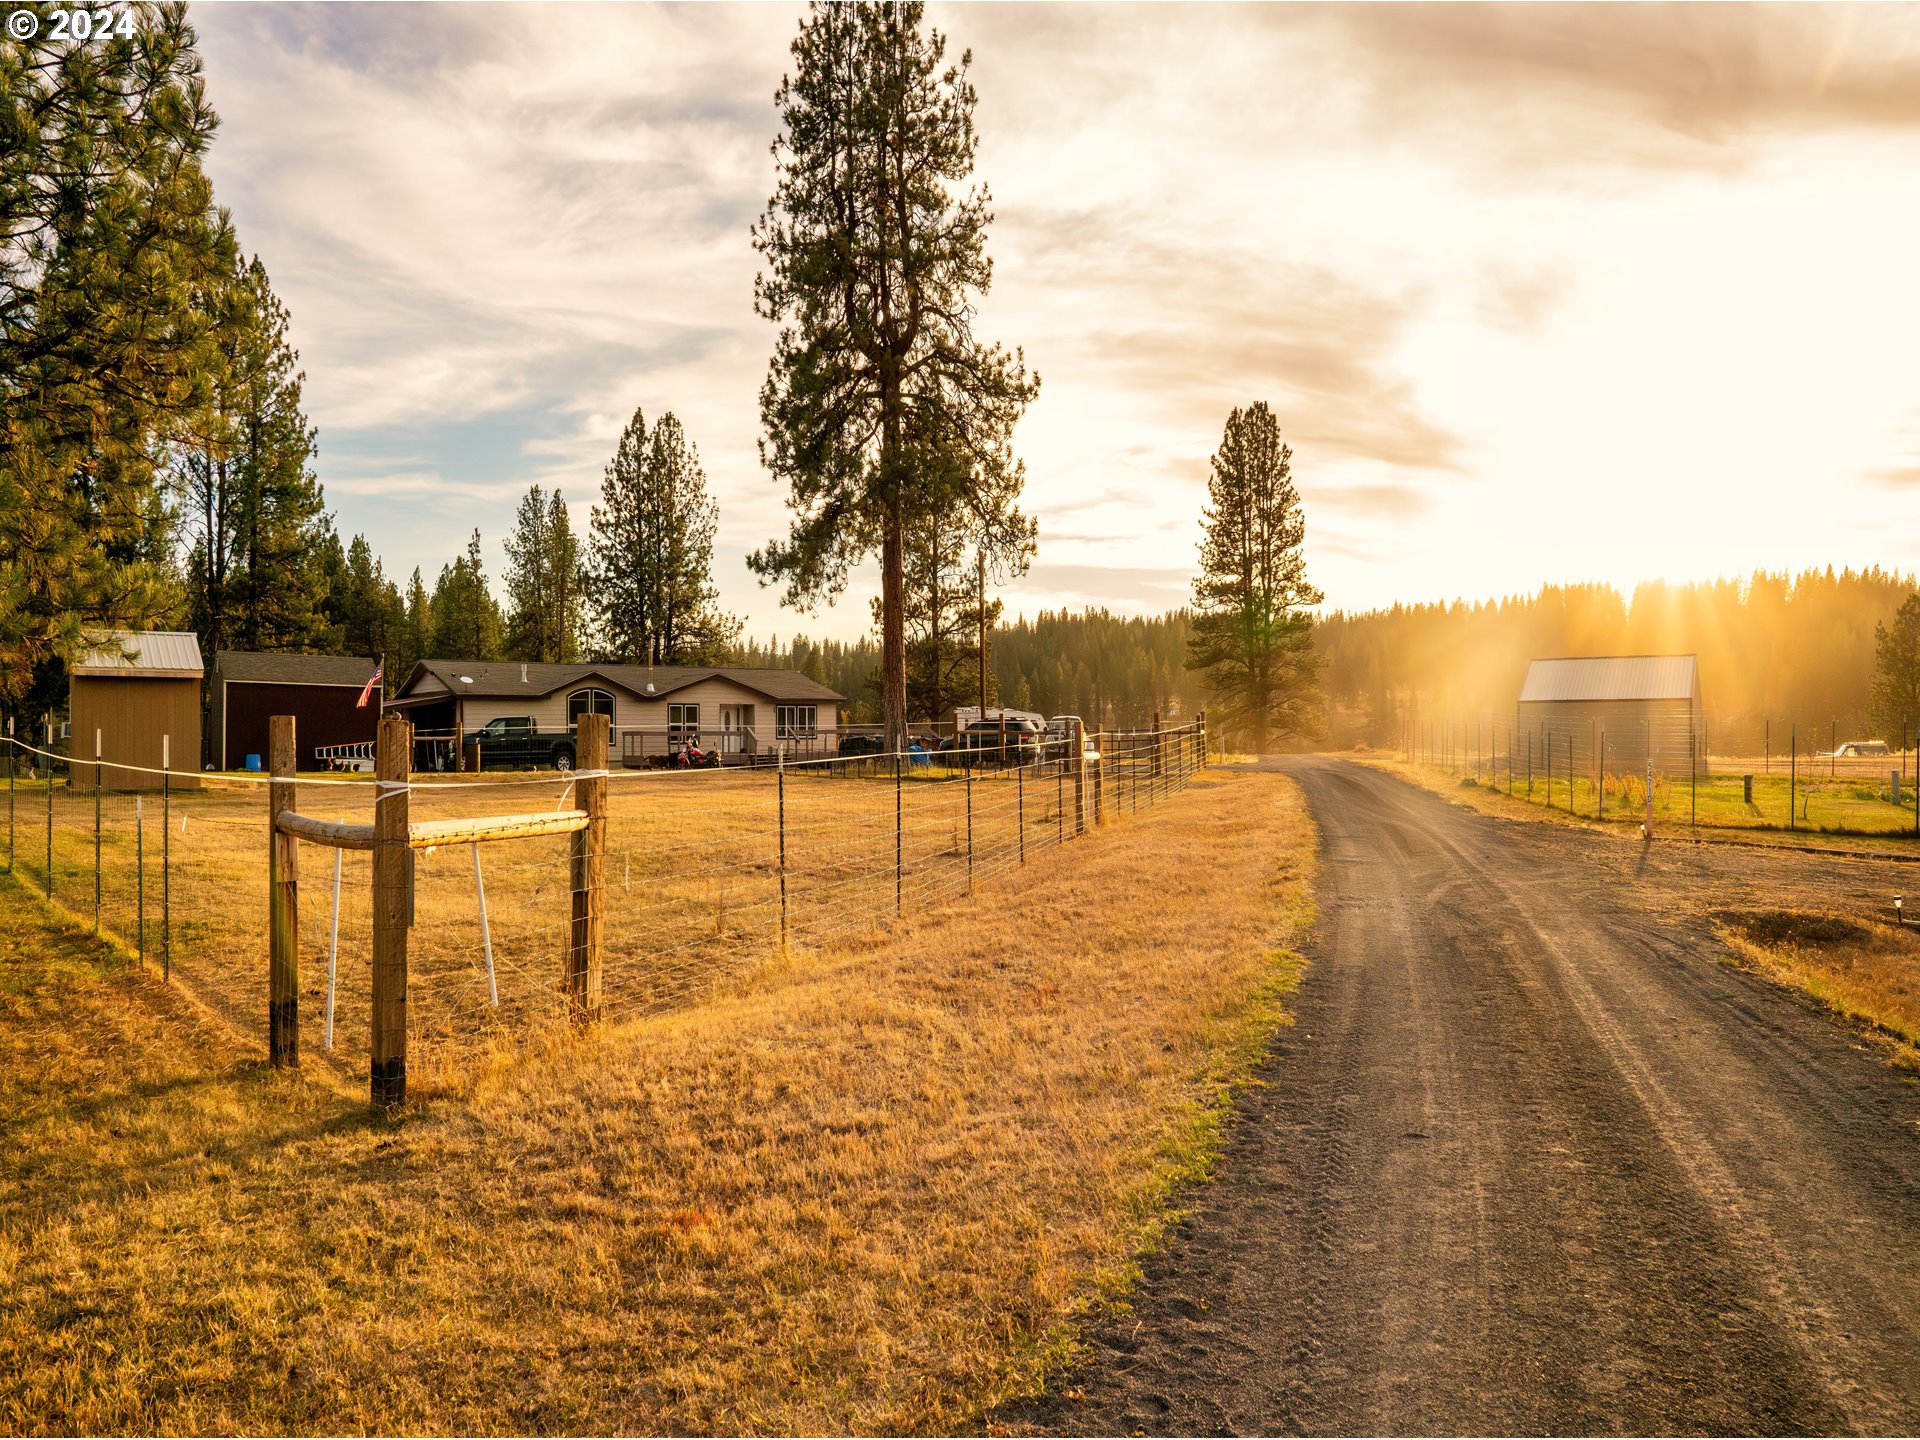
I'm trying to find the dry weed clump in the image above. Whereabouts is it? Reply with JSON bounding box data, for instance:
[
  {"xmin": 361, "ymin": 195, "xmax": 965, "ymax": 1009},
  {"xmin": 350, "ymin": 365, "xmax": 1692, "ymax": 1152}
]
[
  {"xmin": 1716, "ymin": 907, "xmax": 1920, "ymax": 1064},
  {"xmin": 0, "ymin": 768, "xmax": 1314, "ymax": 1435}
]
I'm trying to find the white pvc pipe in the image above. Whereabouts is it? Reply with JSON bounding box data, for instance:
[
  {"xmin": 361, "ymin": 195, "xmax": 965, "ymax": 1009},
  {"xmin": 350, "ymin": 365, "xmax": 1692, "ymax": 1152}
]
[
  {"xmin": 472, "ymin": 841, "xmax": 497, "ymax": 1007},
  {"xmin": 325, "ymin": 842, "xmax": 342, "ymax": 1049}
]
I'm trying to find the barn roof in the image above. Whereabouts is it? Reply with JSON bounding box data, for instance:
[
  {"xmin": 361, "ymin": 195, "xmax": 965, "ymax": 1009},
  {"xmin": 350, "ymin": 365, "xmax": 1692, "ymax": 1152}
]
[
  {"xmin": 395, "ymin": 659, "xmax": 844, "ymax": 706},
  {"xmin": 72, "ymin": 630, "xmax": 204, "ymax": 679},
  {"xmin": 1519, "ymin": 655, "xmax": 1698, "ymax": 704},
  {"xmin": 216, "ymin": 651, "xmax": 380, "ymax": 686}
]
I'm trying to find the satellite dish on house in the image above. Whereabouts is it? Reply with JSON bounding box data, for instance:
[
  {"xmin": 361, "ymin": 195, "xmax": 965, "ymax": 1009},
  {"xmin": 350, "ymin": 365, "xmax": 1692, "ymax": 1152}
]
[
  {"xmin": 645, "ymin": 682, "xmax": 656, "ymax": 694},
  {"xmin": 458, "ymin": 674, "xmax": 473, "ymax": 684}
]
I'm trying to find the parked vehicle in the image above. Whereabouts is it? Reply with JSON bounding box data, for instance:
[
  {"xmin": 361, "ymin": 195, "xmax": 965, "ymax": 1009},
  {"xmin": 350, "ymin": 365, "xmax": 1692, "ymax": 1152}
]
[
  {"xmin": 837, "ymin": 732, "xmax": 885, "ymax": 758},
  {"xmin": 462, "ymin": 715, "xmax": 577, "ymax": 771},
  {"xmin": 1043, "ymin": 714, "xmax": 1092, "ymax": 761},
  {"xmin": 953, "ymin": 717, "xmax": 1043, "ymax": 763},
  {"xmin": 1817, "ymin": 740, "xmax": 1892, "ymax": 759}
]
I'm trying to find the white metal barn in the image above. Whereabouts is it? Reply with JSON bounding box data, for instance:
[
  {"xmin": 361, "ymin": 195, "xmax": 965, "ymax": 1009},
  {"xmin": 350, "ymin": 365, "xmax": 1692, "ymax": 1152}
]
[{"xmin": 1517, "ymin": 655, "xmax": 1703, "ymax": 776}]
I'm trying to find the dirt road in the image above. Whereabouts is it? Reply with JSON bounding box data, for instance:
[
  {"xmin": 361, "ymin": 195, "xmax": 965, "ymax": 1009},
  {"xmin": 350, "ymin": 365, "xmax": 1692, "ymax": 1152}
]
[{"xmin": 1015, "ymin": 758, "xmax": 1920, "ymax": 1435}]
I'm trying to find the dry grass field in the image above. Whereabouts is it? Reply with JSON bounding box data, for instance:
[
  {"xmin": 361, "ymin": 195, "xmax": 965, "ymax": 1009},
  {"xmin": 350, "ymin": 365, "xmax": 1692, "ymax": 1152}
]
[
  {"xmin": 0, "ymin": 765, "xmax": 1313, "ymax": 1434},
  {"xmin": 0, "ymin": 748, "xmax": 1182, "ymax": 1080}
]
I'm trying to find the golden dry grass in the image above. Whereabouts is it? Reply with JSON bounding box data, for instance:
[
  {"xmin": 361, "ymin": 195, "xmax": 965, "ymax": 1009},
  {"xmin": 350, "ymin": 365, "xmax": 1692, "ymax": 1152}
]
[
  {"xmin": 0, "ymin": 766, "xmax": 1314, "ymax": 1435},
  {"xmin": 2, "ymin": 753, "xmax": 1176, "ymax": 1075},
  {"xmin": 1716, "ymin": 909, "xmax": 1920, "ymax": 1067}
]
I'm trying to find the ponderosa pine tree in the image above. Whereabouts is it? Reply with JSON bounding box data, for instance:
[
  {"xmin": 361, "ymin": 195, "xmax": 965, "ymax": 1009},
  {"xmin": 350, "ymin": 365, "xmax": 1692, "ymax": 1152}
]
[
  {"xmin": 429, "ymin": 530, "xmax": 503, "ymax": 661},
  {"xmin": 588, "ymin": 407, "xmax": 737, "ymax": 664},
  {"xmin": 503, "ymin": 484, "xmax": 583, "ymax": 663},
  {"xmin": 175, "ymin": 252, "xmax": 334, "ymax": 657},
  {"xmin": 1869, "ymin": 592, "xmax": 1920, "ymax": 747},
  {"xmin": 329, "ymin": 533, "xmax": 405, "ymax": 676},
  {"xmin": 1, "ymin": 5, "xmax": 234, "ymax": 717},
  {"xmin": 751, "ymin": 1, "xmax": 1036, "ymax": 751},
  {"xmin": 1186, "ymin": 402, "xmax": 1323, "ymax": 753}
]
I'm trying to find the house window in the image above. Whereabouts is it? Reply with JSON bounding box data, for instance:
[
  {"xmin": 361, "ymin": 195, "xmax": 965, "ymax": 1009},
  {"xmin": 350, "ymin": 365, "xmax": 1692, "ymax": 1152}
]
[
  {"xmin": 669, "ymin": 703, "xmax": 700, "ymax": 742},
  {"xmin": 776, "ymin": 704, "xmax": 817, "ymax": 738},
  {"xmin": 566, "ymin": 688, "xmax": 616, "ymax": 727}
]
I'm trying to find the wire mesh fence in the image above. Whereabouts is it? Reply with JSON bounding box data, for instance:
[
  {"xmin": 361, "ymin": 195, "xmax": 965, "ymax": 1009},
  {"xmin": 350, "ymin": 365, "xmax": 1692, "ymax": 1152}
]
[
  {"xmin": 1395, "ymin": 710, "xmax": 1920, "ymax": 839},
  {"xmin": 0, "ymin": 718, "xmax": 1208, "ymax": 1078}
]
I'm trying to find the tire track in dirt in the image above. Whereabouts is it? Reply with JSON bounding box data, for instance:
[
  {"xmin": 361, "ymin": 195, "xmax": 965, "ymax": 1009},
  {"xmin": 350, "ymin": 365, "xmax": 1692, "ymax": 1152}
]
[{"xmin": 1004, "ymin": 758, "xmax": 1920, "ymax": 1436}]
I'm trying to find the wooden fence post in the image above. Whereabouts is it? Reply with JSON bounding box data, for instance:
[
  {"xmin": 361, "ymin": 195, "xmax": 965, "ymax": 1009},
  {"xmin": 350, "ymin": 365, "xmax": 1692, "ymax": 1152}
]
[
  {"xmin": 268, "ymin": 715, "xmax": 299, "ymax": 1067},
  {"xmin": 567, "ymin": 712, "xmax": 608, "ymax": 1026},
  {"xmin": 1198, "ymin": 709, "xmax": 1207, "ymax": 768},
  {"xmin": 1152, "ymin": 710, "xmax": 1162, "ymax": 791},
  {"xmin": 371, "ymin": 714, "xmax": 412, "ymax": 1108}
]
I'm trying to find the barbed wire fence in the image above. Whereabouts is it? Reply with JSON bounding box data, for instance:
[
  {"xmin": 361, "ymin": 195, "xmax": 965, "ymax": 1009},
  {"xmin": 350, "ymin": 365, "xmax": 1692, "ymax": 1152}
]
[
  {"xmin": 1393, "ymin": 708, "xmax": 1920, "ymax": 839},
  {"xmin": 0, "ymin": 711, "xmax": 1209, "ymax": 1105}
]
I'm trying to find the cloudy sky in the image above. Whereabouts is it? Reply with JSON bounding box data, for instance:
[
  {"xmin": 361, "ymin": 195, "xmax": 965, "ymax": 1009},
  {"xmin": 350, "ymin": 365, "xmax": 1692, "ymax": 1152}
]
[{"xmin": 191, "ymin": 2, "xmax": 1920, "ymax": 639}]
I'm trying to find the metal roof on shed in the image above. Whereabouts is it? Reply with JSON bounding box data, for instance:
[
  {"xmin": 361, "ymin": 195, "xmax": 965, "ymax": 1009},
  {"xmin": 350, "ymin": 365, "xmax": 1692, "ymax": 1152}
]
[
  {"xmin": 216, "ymin": 651, "xmax": 379, "ymax": 686},
  {"xmin": 72, "ymin": 630, "xmax": 204, "ymax": 678},
  {"xmin": 1518, "ymin": 655, "xmax": 1697, "ymax": 704}
]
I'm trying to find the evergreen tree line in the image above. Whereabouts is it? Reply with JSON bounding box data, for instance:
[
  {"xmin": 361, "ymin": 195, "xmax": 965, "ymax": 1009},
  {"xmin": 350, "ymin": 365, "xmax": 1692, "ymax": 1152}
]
[
  {"xmin": 1315, "ymin": 568, "xmax": 1920, "ymax": 748},
  {"xmin": 730, "ymin": 609, "xmax": 1204, "ymax": 730}
]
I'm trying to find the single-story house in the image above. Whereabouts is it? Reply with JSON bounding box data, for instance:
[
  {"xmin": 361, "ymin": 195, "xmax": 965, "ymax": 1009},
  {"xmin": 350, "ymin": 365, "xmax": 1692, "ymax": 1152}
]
[
  {"xmin": 387, "ymin": 660, "xmax": 846, "ymax": 768},
  {"xmin": 1517, "ymin": 654, "xmax": 1703, "ymax": 776},
  {"xmin": 209, "ymin": 651, "xmax": 382, "ymax": 772},
  {"xmin": 68, "ymin": 630, "xmax": 203, "ymax": 790}
]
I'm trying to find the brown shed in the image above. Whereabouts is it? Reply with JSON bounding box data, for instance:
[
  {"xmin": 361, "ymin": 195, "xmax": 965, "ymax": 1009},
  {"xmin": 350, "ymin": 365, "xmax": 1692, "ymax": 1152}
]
[
  {"xmin": 210, "ymin": 651, "xmax": 381, "ymax": 771},
  {"xmin": 68, "ymin": 631, "xmax": 203, "ymax": 790}
]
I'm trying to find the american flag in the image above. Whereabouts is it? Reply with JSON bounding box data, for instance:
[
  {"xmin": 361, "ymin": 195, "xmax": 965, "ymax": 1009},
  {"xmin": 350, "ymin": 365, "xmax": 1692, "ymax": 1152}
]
[{"xmin": 357, "ymin": 664, "xmax": 383, "ymax": 709}]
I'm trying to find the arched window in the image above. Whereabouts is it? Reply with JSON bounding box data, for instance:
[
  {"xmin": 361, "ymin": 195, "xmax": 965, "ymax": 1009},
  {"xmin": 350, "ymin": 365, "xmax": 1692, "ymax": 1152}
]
[{"xmin": 566, "ymin": 688, "xmax": 616, "ymax": 727}]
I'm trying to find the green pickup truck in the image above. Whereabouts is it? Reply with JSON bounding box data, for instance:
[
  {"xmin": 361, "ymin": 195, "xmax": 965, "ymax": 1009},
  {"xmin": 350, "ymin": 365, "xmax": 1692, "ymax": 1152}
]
[{"xmin": 462, "ymin": 716, "xmax": 577, "ymax": 771}]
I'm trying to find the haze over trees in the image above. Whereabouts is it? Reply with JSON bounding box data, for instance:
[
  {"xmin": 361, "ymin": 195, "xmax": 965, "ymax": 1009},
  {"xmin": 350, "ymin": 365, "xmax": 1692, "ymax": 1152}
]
[
  {"xmin": 1185, "ymin": 402, "xmax": 1324, "ymax": 753},
  {"xmin": 750, "ymin": 0, "xmax": 1037, "ymax": 751},
  {"xmin": 1316, "ymin": 568, "xmax": 1920, "ymax": 748},
  {"xmin": 587, "ymin": 406, "xmax": 738, "ymax": 666}
]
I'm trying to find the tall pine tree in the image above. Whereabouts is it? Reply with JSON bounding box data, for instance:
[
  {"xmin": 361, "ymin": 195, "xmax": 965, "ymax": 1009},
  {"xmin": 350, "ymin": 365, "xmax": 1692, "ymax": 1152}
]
[
  {"xmin": 1186, "ymin": 403, "xmax": 1323, "ymax": 753},
  {"xmin": 174, "ymin": 252, "xmax": 334, "ymax": 657},
  {"xmin": 1, "ymin": 4, "xmax": 234, "ymax": 718},
  {"xmin": 503, "ymin": 484, "xmax": 583, "ymax": 663},
  {"xmin": 751, "ymin": 1, "xmax": 1036, "ymax": 750},
  {"xmin": 429, "ymin": 529, "xmax": 503, "ymax": 661},
  {"xmin": 588, "ymin": 407, "xmax": 737, "ymax": 664}
]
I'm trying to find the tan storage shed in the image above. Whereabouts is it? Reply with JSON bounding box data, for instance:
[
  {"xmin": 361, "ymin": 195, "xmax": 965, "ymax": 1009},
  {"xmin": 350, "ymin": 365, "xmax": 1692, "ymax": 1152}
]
[{"xmin": 68, "ymin": 631, "xmax": 203, "ymax": 790}]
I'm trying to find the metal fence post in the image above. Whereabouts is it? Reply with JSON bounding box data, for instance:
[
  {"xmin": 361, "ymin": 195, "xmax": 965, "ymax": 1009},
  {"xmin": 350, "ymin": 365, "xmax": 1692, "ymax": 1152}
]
[
  {"xmin": 1017, "ymin": 760, "xmax": 1025, "ymax": 864},
  {"xmin": 162, "ymin": 735, "xmax": 170, "ymax": 981},
  {"xmin": 1073, "ymin": 719, "xmax": 1087, "ymax": 835},
  {"xmin": 6, "ymin": 721, "xmax": 13, "ymax": 872},
  {"xmin": 777, "ymin": 750, "xmax": 788, "ymax": 956},
  {"xmin": 93, "ymin": 729, "xmax": 101, "ymax": 933},
  {"xmin": 1789, "ymin": 723, "xmax": 1797, "ymax": 831},
  {"xmin": 136, "ymin": 794, "xmax": 144, "ymax": 964},
  {"xmin": 894, "ymin": 749, "xmax": 903, "ymax": 917},
  {"xmin": 268, "ymin": 715, "xmax": 299, "ymax": 1067},
  {"xmin": 965, "ymin": 761, "xmax": 974, "ymax": 893}
]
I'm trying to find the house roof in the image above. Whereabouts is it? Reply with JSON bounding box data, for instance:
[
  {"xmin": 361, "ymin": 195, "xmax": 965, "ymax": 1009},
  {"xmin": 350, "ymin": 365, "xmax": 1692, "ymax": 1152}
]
[
  {"xmin": 216, "ymin": 651, "xmax": 380, "ymax": 686},
  {"xmin": 1519, "ymin": 655, "xmax": 1698, "ymax": 704},
  {"xmin": 396, "ymin": 659, "xmax": 844, "ymax": 706},
  {"xmin": 72, "ymin": 630, "xmax": 204, "ymax": 679}
]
